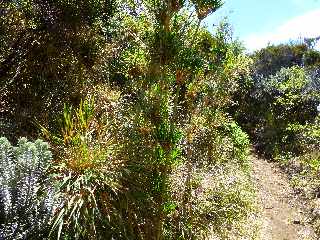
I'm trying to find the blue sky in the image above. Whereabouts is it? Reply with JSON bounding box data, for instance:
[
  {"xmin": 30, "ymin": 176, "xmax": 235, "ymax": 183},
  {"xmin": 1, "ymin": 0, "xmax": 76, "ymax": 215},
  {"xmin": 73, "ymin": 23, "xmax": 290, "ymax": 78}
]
[{"xmin": 204, "ymin": 0, "xmax": 320, "ymax": 51}]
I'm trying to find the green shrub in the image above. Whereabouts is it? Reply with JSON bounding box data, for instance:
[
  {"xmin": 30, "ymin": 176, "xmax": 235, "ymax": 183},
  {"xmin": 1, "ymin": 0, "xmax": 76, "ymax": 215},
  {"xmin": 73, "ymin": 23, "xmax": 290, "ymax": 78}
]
[
  {"xmin": 234, "ymin": 65, "xmax": 319, "ymax": 157},
  {"xmin": 31, "ymin": 1, "xmax": 256, "ymax": 239},
  {"xmin": 48, "ymin": 67, "xmax": 255, "ymax": 240},
  {"xmin": 0, "ymin": 0, "xmax": 119, "ymax": 138},
  {"xmin": 166, "ymin": 118, "xmax": 254, "ymax": 239},
  {"xmin": 0, "ymin": 137, "xmax": 52, "ymax": 239}
]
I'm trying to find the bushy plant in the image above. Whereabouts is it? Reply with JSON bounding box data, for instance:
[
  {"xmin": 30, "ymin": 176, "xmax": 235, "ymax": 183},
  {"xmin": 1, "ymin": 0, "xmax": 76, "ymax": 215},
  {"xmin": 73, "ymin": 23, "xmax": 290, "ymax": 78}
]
[
  {"xmin": 233, "ymin": 64, "xmax": 320, "ymax": 157},
  {"xmin": 46, "ymin": 2, "xmax": 256, "ymax": 238},
  {"xmin": 0, "ymin": 1, "xmax": 257, "ymax": 239},
  {"xmin": 165, "ymin": 115, "xmax": 254, "ymax": 239},
  {"xmin": 0, "ymin": 0, "xmax": 119, "ymax": 138},
  {"xmin": 0, "ymin": 137, "xmax": 52, "ymax": 239}
]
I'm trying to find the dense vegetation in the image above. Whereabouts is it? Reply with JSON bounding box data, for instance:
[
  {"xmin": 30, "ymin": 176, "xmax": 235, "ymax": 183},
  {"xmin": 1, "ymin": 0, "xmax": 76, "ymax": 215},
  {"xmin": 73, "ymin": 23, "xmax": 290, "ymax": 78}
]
[
  {"xmin": 230, "ymin": 42, "xmax": 320, "ymax": 234},
  {"xmin": 0, "ymin": 0, "xmax": 320, "ymax": 239}
]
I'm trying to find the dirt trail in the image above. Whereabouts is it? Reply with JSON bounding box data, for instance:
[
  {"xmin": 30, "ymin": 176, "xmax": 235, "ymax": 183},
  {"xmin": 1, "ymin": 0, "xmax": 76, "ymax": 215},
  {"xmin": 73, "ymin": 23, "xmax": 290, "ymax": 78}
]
[{"xmin": 251, "ymin": 155, "xmax": 315, "ymax": 240}]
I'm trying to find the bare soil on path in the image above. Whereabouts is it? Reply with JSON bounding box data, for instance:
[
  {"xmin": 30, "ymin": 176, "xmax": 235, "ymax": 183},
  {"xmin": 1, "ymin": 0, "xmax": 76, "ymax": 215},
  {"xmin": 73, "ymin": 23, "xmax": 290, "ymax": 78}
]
[{"xmin": 251, "ymin": 155, "xmax": 316, "ymax": 240}]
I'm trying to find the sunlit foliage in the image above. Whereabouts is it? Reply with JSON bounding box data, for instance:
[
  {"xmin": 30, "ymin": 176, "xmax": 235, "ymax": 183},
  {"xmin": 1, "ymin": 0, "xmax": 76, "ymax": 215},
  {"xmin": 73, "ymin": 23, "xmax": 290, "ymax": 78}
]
[{"xmin": 0, "ymin": 1, "xmax": 257, "ymax": 239}]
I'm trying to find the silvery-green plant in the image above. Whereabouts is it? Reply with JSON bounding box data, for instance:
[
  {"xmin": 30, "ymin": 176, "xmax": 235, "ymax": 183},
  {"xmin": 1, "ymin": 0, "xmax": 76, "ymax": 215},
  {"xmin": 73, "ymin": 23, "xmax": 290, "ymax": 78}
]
[{"xmin": 0, "ymin": 137, "xmax": 53, "ymax": 239}]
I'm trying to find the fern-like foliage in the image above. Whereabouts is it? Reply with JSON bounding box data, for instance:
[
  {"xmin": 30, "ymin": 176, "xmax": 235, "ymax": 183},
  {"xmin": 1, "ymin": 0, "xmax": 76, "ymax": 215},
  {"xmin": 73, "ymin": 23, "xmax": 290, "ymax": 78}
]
[{"xmin": 0, "ymin": 137, "xmax": 53, "ymax": 239}]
